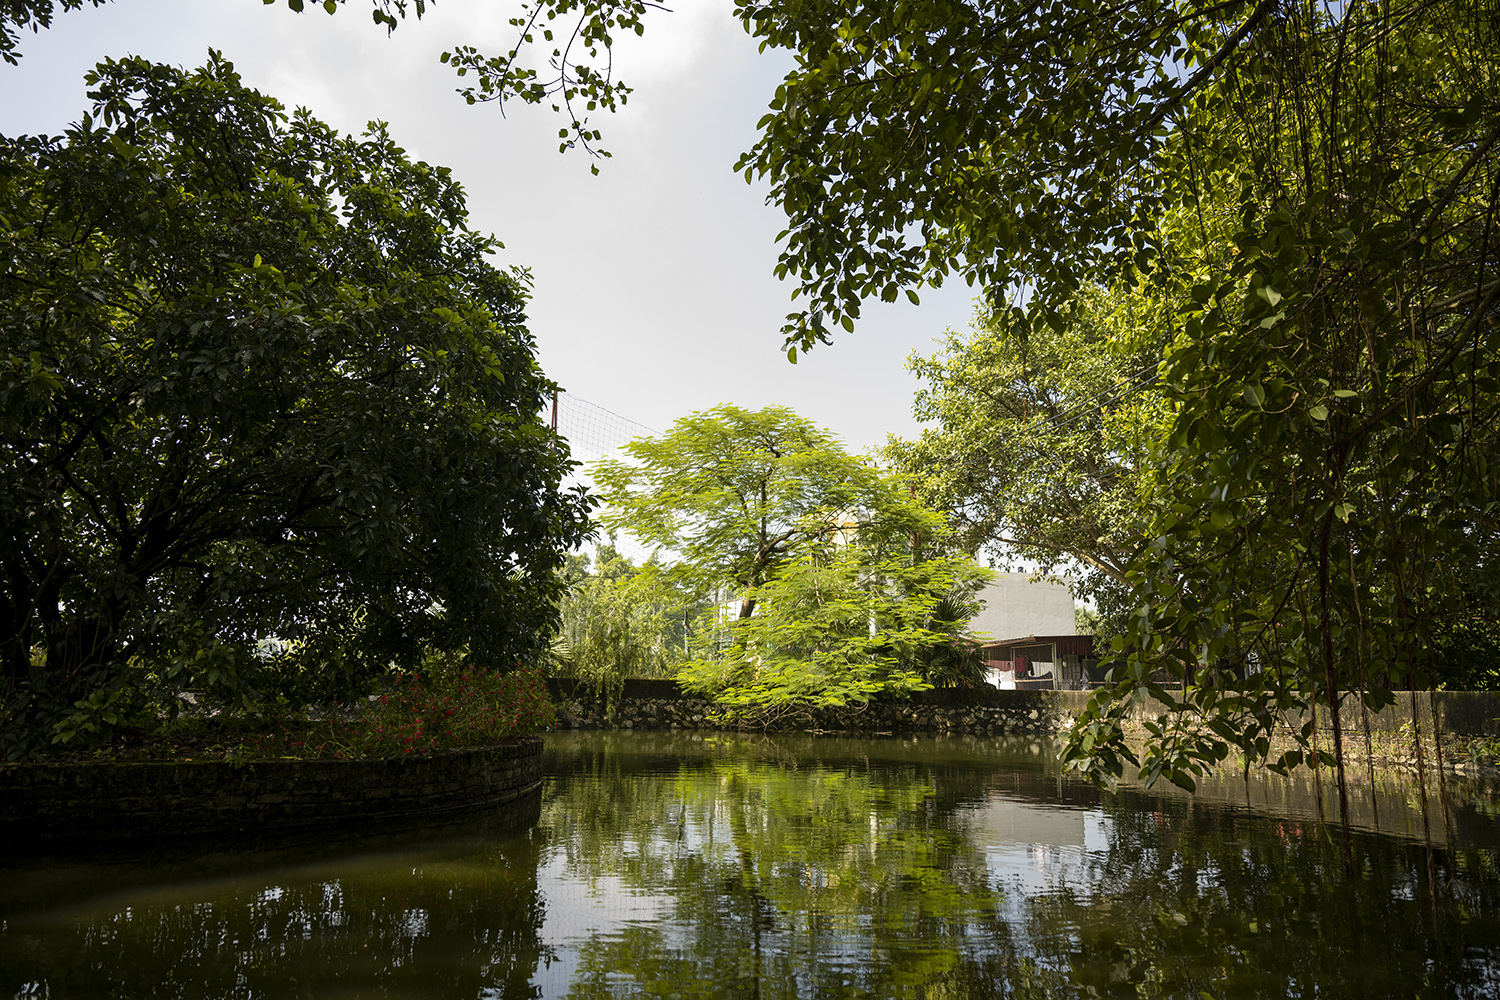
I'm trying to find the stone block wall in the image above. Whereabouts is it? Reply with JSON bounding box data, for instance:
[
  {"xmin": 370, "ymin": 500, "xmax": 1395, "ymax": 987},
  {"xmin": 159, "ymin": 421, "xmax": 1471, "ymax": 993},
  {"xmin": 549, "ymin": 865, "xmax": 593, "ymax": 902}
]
[
  {"xmin": 547, "ymin": 679, "xmax": 1086, "ymax": 735},
  {"xmin": 0, "ymin": 738, "xmax": 542, "ymax": 848},
  {"xmin": 546, "ymin": 678, "xmax": 1500, "ymax": 742}
]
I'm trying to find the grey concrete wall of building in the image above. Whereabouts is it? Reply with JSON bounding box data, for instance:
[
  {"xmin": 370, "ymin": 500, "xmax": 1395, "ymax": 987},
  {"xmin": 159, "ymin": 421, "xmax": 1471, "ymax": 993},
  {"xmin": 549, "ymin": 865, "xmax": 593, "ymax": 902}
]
[{"xmin": 969, "ymin": 574, "xmax": 1077, "ymax": 641}]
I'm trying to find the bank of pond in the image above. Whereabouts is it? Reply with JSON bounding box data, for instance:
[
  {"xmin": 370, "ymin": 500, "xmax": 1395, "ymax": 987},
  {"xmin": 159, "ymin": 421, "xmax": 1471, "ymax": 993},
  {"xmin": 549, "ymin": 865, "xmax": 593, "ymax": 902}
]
[{"xmin": 3, "ymin": 730, "xmax": 1499, "ymax": 998}]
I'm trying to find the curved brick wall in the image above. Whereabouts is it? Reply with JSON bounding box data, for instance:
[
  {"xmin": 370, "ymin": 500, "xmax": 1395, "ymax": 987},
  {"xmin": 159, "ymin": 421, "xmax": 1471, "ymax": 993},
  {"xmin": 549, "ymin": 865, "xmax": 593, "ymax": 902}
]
[{"xmin": 0, "ymin": 737, "xmax": 542, "ymax": 847}]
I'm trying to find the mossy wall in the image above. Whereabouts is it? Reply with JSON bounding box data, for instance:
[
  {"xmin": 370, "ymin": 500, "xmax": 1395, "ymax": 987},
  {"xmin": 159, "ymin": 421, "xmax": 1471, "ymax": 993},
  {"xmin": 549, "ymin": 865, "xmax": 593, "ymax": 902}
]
[
  {"xmin": 547, "ymin": 679, "xmax": 1500, "ymax": 738},
  {"xmin": 0, "ymin": 738, "xmax": 542, "ymax": 848},
  {"xmin": 548, "ymin": 679, "xmax": 1084, "ymax": 735}
]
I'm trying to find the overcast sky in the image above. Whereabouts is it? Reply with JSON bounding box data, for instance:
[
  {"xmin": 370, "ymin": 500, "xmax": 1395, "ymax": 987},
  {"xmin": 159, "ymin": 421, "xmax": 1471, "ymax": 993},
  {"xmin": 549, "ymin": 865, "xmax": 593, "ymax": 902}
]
[{"xmin": 1, "ymin": 0, "xmax": 983, "ymax": 460}]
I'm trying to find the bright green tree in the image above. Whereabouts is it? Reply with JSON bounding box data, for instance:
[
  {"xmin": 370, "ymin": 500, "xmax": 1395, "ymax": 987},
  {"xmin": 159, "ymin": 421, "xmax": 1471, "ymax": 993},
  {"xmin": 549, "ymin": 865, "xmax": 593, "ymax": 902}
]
[
  {"xmin": 594, "ymin": 405, "xmax": 990, "ymax": 717},
  {"xmin": 0, "ymin": 55, "xmax": 590, "ymax": 756},
  {"xmin": 679, "ymin": 539, "xmax": 989, "ymax": 725},
  {"xmin": 593, "ymin": 404, "xmax": 913, "ymax": 620}
]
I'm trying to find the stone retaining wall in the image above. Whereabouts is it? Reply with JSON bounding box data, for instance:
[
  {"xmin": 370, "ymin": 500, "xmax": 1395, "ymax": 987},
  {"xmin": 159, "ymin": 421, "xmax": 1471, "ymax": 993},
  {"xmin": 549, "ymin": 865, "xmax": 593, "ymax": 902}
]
[
  {"xmin": 547, "ymin": 679, "xmax": 1500, "ymax": 740},
  {"xmin": 547, "ymin": 679, "xmax": 1087, "ymax": 735},
  {"xmin": 0, "ymin": 738, "xmax": 542, "ymax": 848}
]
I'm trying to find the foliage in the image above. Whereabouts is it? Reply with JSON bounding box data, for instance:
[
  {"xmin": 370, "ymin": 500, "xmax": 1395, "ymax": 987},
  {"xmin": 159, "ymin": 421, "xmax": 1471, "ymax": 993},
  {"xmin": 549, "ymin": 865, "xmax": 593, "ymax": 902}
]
[
  {"xmin": 264, "ymin": 658, "xmax": 557, "ymax": 758},
  {"xmin": 889, "ymin": 286, "xmax": 1168, "ymax": 643},
  {"xmin": 677, "ymin": 514, "xmax": 990, "ymax": 725},
  {"xmin": 593, "ymin": 403, "xmax": 990, "ymax": 719},
  {"xmin": 727, "ymin": 0, "xmax": 1500, "ymax": 796},
  {"xmin": 1431, "ymin": 618, "xmax": 1500, "ymax": 692},
  {"xmin": 33, "ymin": 653, "xmax": 557, "ymax": 761},
  {"xmin": 908, "ymin": 589, "xmax": 990, "ymax": 689},
  {"xmin": 0, "ymin": 55, "xmax": 589, "ymax": 757},
  {"xmin": 735, "ymin": 0, "xmax": 1280, "ymax": 353},
  {"xmin": 550, "ymin": 543, "xmax": 701, "ymax": 708},
  {"xmin": 1055, "ymin": 4, "xmax": 1500, "ymax": 796},
  {"xmin": 593, "ymin": 404, "xmax": 916, "ymax": 619}
]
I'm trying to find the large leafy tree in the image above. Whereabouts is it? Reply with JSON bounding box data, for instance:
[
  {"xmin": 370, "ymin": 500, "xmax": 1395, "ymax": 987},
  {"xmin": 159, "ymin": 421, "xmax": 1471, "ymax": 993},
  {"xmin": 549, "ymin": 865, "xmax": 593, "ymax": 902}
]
[
  {"xmin": 1053, "ymin": 10, "xmax": 1500, "ymax": 796},
  {"xmin": 0, "ymin": 54, "xmax": 590, "ymax": 753},
  {"xmin": 594, "ymin": 404, "xmax": 990, "ymax": 714},
  {"xmin": 593, "ymin": 404, "xmax": 909, "ymax": 619},
  {"xmin": 735, "ymin": 0, "xmax": 1500, "ymax": 806},
  {"xmin": 888, "ymin": 286, "xmax": 1169, "ymax": 641},
  {"xmin": 678, "ymin": 538, "xmax": 988, "ymax": 724}
]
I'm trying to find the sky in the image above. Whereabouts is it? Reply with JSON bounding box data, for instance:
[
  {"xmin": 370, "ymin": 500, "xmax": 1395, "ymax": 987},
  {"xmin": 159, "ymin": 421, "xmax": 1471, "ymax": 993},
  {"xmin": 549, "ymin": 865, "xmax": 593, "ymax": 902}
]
[{"xmin": 0, "ymin": 0, "xmax": 982, "ymax": 458}]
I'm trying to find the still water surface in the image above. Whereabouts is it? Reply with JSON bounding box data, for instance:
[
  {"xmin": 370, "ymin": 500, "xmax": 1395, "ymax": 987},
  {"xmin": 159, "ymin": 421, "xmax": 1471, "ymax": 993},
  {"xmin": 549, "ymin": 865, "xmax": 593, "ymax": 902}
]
[{"xmin": 4, "ymin": 731, "xmax": 1500, "ymax": 998}]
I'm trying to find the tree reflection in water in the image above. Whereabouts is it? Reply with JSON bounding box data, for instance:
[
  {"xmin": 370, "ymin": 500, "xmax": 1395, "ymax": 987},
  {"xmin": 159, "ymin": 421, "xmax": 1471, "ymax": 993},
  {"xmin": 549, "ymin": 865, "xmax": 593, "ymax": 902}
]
[
  {"xmin": 0, "ymin": 812, "xmax": 549, "ymax": 999},
  {"xmin": 539, "ymin": 732, "xmax": 1500, "ymax": 1000},
  {"xmin": 2, "ymin": 733, "xmax": 1498, "ymax": 998}
]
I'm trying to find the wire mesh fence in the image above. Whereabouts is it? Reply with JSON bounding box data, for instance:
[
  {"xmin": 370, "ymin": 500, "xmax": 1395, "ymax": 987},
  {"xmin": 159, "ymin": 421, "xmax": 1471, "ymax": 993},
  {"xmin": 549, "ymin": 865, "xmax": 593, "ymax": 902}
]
[{"xmin": 550, "ymin": 392, "xmax": 660, "ymax": 565}]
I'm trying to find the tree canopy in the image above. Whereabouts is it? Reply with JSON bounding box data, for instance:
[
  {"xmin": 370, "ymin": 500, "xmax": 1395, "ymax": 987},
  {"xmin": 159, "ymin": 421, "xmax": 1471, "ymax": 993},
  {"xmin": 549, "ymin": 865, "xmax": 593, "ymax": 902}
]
[
  {"xmin": 593, "ymin": 404, "xmax": 913, "ymax": 619},
  {"xmin": 888, "ymin": 286, "xmax": 1169, "ymax": 642},
  {"xmin": 593, "ymin": 404, "xmax": 990, "ymax": 717},
  {"xmin": 550, "ymin": 540, "xmax": 704, "ymax": 706},
  {"xmin": 723, "ymin": 0, "xmax": 1500, "ymax": 798},
  {"xmin": 0, "ymin": 54, "xmax": 590, "ymax": 755}
]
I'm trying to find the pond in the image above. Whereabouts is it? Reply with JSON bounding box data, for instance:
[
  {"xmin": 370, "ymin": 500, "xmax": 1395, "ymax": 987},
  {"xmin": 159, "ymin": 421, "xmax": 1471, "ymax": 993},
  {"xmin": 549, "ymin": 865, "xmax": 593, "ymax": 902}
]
[{"xmin": 3, "ymin": 731, "xmax": 1499, "ymax": 998}]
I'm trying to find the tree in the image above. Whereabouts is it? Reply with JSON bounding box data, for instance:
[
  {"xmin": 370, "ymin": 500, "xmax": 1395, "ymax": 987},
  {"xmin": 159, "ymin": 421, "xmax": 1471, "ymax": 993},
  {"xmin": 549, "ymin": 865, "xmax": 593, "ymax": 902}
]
[
  {"xmin": 0, "ymin": 54, "xmax": 591, "ymax": 755},
  {"xmin": 550, "ymin": 541, "xmax": 704, "ymax": 707},
  {"xmin": 1051, "ymin": 9, "xmax": 1500, "ymax": 798},
  {"xmin": 593, "ymin": 404, "xmax": 910, "ymax": 619},
  {"xmin": 594, "ymin": 404, "xmax": 990, "ymax": 717},
  {"xmin": 888, "ymin": 285, "xmax": 1169, "ymax": 643},
  {"xmin": 678, "ymin": 537, "xmax": 989, "ymax": 724},
  {"xmin": 731, "ymin": 0, "xmax": 1500, "ymax": 809}
]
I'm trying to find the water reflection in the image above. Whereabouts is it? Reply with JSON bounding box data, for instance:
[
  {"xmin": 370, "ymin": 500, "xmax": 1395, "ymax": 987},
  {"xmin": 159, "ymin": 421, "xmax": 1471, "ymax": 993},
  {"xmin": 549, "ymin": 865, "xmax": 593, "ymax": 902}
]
[
  {"xmin": 1, "ymin": 805, "xmax": 549, "ymax": 998},
  {"xmin": 536, "ymin": 733, "xmax": 1500, "ymax": 999},
  {"xmin": 3, "ymin": 733, "xmax": 1499, "ymax": 998}
]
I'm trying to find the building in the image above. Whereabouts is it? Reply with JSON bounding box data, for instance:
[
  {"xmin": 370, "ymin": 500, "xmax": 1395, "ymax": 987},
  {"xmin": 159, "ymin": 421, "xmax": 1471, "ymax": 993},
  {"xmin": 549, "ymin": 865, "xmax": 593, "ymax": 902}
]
[
  {"xmin": 968, "ymin": 574, "xmax": 1077, "ymax": 641},
  {"xmin": 978, "ymin": 634, "xmax": 1099, "ymax": 690},
  {"xmin": 966, "ymin": 575, "xmax": 1095, "ymax": 689}
]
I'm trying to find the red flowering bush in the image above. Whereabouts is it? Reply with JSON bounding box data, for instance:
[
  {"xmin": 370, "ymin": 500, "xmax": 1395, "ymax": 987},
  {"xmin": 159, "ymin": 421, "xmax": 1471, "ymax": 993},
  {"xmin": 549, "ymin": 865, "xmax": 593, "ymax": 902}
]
[
  {"xmin": 348, "ymin": 659, "xmax": 557, "ymax": 757},
  {"xmin": 41, "ymin": 654, "xmax": 557, "ymax": 762},
  {"xmin": 237, "ymin": 657, "xmax": 556, "ymax": 760}
]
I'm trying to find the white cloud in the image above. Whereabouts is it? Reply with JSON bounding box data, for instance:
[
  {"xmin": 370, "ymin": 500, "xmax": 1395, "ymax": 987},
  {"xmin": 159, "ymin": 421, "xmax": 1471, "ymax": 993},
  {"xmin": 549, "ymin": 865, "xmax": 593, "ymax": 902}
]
[{"xmin": 0, "ymin": 0, "xmax": 979, "ymax": 461}]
